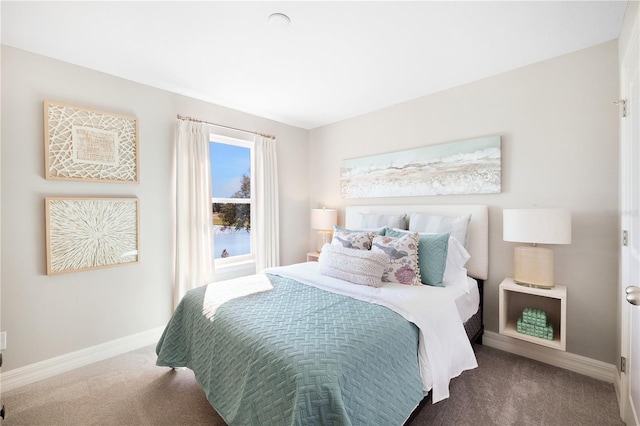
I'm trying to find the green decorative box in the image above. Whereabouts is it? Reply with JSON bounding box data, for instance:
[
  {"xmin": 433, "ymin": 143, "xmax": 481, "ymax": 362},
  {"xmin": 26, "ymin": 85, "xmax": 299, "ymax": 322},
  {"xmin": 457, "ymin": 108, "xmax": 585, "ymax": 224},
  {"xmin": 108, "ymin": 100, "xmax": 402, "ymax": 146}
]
[{"xmin": 516, "ymin": 308, "xmax": 554, "ymax": 340}]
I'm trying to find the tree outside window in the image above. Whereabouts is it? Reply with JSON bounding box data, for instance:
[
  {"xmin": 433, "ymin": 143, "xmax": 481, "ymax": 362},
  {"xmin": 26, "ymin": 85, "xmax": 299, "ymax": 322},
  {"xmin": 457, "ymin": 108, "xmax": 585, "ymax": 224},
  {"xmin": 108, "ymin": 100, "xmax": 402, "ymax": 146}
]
[{"xmin": 210, "ymin": 137, "xmax": 254, "ymax": 262}]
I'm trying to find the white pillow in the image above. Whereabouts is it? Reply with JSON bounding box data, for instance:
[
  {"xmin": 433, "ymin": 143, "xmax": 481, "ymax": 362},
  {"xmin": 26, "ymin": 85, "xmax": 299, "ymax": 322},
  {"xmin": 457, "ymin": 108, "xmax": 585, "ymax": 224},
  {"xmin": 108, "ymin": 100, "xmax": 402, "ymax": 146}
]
[
  {"xmin": 409, "ymin": 213, "xmax": 471, "ymax": 247},
  {"xmin": 442, "ymin": 236, "xmax": 472, "ymax": 292},
  {"xmin": 318, "ymin": 244, "xmax": 387, "ymax": 287}
]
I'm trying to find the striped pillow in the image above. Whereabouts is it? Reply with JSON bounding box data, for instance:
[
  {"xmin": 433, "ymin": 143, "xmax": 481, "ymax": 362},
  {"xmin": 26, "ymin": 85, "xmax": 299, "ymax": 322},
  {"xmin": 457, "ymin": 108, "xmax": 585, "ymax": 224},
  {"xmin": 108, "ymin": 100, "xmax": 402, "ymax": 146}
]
[
  {"xmin": 318, "ymin": 244, "xmax": 387, "ymax": 287},
  {"xmin": 360, "ymin": 213, "xmax": 408, "ymax": 230}
]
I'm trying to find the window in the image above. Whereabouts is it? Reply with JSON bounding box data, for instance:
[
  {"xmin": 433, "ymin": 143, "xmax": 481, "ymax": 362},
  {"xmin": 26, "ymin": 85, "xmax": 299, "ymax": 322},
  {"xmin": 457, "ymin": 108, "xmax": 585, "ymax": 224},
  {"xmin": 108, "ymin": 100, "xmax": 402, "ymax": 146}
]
[{"xmin": 210, "ymin": 134, "xmax": 254, "ymax": 265}]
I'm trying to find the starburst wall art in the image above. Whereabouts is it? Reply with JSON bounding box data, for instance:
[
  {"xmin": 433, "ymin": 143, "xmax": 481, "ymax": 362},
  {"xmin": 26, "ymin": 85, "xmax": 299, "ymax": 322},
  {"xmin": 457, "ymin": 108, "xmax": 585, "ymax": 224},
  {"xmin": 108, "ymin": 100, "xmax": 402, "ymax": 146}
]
[{"xmin": 45, "ymin": 197, "xmax": 139, "ymax": 275}]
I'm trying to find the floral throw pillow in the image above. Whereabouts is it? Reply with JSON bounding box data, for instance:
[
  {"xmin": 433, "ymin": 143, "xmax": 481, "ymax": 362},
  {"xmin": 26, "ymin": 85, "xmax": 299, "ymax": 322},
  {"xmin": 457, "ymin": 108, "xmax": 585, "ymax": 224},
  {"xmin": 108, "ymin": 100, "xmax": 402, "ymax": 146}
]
[
  {"xmin": 371, "ymin": 232, "xmax": 420, "ymax": 285},
  {"xmin": 331, "ymin": 230, "xmax": 374, "ymax": 250}
]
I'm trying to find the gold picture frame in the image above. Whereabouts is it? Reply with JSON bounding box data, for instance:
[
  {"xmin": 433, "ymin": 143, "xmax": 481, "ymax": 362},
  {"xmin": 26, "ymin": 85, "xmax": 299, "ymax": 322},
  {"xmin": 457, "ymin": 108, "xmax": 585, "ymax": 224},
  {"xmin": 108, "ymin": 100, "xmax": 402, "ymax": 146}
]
[
  {"xmin": 45, "ymin": 197, "xmax": 140, "ymax": 275},
  {"xmin": 44, "ymin": 100, "xmax": 139, "ymax": 183}
]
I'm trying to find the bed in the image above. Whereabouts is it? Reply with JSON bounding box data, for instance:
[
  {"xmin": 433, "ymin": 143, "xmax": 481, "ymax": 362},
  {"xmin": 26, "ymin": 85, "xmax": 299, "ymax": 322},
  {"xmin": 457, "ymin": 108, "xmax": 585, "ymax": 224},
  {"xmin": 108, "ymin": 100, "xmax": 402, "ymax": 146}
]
[{"xmin": 156, "ymin": 204, "xmax": 488, "ymax": 425}]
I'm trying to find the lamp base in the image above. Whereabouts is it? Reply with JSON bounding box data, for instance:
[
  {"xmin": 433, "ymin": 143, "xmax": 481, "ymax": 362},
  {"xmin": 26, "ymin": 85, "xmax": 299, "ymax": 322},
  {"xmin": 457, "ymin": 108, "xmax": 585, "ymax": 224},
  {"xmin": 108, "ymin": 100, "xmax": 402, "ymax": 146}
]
[
  {"xmin": 316, "ymin": 231, "xmax": 333, "ymax": 252},
  {"xmin": 514, "ymin": 246, "xmax": 555, "ymax": 289}
]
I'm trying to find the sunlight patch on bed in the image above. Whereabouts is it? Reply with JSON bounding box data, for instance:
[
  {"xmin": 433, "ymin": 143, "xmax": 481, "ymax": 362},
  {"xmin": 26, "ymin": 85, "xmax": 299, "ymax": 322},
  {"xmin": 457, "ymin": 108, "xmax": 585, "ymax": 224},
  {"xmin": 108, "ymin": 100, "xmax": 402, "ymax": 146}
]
[{"xmin": 203, "ymin": 273, "xmax": 273, "ymax": 320}]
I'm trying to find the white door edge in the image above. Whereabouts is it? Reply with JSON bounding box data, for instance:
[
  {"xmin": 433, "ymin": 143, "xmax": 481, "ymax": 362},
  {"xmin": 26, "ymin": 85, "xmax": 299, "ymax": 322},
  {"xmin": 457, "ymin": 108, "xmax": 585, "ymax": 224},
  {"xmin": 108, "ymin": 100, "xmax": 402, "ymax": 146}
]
[{"xmin": 620, "ymin": 9, "xmax": 640, "ymax": 425}]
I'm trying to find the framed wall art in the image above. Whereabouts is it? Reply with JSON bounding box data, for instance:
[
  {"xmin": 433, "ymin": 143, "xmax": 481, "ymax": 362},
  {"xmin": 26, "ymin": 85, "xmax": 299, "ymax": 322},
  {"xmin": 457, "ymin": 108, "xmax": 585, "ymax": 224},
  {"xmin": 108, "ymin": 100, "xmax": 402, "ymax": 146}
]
[
  {"xmin": 45, "ymin": 197, "xmax": 140, "ymax": 275},
  {"xmin": 44, "ymin": 100, "xmax": 139, "ymax": 183},
  {"xmin": 340, "ymin": 135, "xmax": 501, "ymax": 198}
]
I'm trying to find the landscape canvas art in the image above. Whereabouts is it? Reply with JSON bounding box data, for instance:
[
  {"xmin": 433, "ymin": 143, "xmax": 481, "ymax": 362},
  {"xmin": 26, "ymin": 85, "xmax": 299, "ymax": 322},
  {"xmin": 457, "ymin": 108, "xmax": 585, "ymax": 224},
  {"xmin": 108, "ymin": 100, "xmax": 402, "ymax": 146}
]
[{"xmin": 340, "ymin": 135, "xmax": 501, "ymax": 198}]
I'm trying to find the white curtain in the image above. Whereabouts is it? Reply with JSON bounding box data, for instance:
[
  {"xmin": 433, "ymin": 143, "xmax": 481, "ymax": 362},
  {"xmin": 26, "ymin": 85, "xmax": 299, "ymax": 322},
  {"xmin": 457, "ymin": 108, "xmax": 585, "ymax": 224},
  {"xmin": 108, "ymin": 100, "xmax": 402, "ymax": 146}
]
[
  {"xmin": 254, "ymin": 135, "xmax": 280, "ymax": 271},
  {"xmin": 172, "ymin": 120, "xmax": 214, "ymax": 309}
]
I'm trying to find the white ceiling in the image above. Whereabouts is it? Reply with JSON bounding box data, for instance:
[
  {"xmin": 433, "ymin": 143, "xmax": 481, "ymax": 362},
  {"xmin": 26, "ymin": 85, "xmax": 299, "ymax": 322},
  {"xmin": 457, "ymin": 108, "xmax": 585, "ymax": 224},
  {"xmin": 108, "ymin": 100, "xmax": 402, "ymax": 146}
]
[{"xmin": 1, "ymin": 1, "xmax": 628, "ymax": 130}]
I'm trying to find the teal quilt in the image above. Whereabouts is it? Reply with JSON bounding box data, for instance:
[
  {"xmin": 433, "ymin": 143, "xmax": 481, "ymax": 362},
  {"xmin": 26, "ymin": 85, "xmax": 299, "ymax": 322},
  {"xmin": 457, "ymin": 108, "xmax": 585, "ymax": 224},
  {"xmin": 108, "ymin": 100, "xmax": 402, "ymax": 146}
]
[{"xmin": 156, "ymin": 273, "xmax": 424, "ymax": 425}]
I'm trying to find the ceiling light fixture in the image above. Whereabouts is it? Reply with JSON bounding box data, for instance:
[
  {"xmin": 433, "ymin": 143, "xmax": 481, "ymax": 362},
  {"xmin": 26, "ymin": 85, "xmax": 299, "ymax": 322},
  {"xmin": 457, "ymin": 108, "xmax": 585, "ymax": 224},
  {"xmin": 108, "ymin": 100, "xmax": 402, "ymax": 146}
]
[{"xmin": 268, "ymin": 12, "xmax": 291, "ymax": 28}]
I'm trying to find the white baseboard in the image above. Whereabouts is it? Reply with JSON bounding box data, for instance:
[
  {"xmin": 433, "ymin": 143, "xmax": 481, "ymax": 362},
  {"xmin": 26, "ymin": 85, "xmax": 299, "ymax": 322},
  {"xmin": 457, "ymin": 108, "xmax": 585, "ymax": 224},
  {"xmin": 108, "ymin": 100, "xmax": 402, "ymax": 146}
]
[
  {"xmin": 1, "ymin": 326, "xmax": 165, "ymax": 393},
  {"xmin": 483, "ymin": 330, "xmax": 618, "ymax": 384}
]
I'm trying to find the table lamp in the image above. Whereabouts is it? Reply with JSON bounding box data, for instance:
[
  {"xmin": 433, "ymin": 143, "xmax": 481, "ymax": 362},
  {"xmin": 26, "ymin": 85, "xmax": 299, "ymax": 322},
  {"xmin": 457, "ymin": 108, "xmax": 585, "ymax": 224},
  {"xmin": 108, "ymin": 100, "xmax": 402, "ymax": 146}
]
[
  {"xmin": 311, "ymin": 208, "xmax": 337, "ymax": 252},
  {"xmin": 503, "ymin": 208, "xmax": 571, "ymax": 289}
]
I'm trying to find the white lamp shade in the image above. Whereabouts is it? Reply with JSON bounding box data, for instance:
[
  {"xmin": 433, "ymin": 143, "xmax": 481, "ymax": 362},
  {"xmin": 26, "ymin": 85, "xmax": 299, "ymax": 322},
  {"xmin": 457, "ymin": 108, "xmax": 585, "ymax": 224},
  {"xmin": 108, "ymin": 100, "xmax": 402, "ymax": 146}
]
[
  {"xmin": 503, "ymin": 208, "xmax": 571, "ymax": 244},
  {"xmin": 311, "ymin": 208, "xmax": 337, "ymax": 230}
]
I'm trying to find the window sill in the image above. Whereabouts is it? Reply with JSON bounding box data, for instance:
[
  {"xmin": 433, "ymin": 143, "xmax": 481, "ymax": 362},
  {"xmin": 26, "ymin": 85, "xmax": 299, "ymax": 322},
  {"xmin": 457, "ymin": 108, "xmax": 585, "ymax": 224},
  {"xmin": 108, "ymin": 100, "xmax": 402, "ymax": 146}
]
[{"xmin": 214, "ymin": 260, "xmax": 256, "ymax": 281}]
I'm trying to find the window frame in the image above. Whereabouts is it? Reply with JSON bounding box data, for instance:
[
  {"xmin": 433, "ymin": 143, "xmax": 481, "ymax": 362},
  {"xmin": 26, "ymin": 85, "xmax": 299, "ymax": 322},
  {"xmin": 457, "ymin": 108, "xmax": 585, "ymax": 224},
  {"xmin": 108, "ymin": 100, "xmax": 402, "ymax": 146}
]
[{"xmin": 209, "ymin": 133, "xmax": 255, "ymax": 268}]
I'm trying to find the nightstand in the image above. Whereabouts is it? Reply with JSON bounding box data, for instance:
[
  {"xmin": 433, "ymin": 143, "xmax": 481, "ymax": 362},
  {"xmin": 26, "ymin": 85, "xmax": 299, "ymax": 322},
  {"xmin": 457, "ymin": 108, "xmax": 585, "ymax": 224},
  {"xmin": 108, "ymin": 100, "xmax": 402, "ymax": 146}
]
[
  {"xmin": 499, "ymin": 277, "xmax": 567, "ymax": 351},
  {"xmin": 307, "ymin": 252, "xmax": 320, "ymax": 262}
]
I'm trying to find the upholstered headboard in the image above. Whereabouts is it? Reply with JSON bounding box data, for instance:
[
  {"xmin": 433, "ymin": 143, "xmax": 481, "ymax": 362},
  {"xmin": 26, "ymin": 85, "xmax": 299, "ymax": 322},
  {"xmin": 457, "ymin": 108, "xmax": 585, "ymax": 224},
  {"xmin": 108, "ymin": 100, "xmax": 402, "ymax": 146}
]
[{"xmin": 345, "ymin": 204, "xmax": 489, "ymax": 280}]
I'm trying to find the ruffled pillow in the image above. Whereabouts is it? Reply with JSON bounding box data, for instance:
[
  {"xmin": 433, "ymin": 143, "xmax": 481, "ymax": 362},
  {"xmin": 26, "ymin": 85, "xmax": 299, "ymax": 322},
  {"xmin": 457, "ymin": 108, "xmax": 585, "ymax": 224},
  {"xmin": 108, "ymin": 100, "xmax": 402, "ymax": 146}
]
[
  {"xmin": 443, "ymin": 236, "xmax": 472, "ymax": 292},
  {"xmin": 371, "ymin": 232, "xmax": 420, "ymax": 285},
  {"xmin": 318, "ymin": 244, "xmax": 387, "ymax": 287}
]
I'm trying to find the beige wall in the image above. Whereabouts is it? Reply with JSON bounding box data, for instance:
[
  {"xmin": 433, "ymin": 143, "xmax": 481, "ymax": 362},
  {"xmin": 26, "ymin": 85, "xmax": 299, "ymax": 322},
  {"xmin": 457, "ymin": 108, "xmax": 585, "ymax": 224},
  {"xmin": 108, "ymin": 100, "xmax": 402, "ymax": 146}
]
[
  {"xmin": 619, "ymin": 1, "xmax": 639, "ymax": 62},
  {"xmin": 0, "ymin": 38, "xmax": 621, "ymax": 371},
  {"xmin": 309, "ymin": 41, "xmax": 620, "ymax": 364},
  {"xmin": 1, "ymin": 46, "xmax": 310, "ymax": 371}
]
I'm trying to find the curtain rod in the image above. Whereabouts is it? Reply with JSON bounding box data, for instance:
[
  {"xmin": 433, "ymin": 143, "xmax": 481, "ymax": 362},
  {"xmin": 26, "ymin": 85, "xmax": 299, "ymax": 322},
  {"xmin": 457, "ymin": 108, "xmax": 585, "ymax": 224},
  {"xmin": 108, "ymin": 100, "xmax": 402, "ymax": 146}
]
[{"xmin": 177, "ymin": 114, "xmax": 275, "ymax": 140}]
